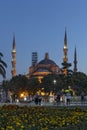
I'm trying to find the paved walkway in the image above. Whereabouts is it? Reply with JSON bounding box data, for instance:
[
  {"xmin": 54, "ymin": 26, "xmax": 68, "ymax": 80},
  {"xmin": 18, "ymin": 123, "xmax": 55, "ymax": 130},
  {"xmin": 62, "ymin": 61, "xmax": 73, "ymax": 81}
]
[{"xmin": 0, "ymin": 101, "xmax": 87, "ymax": 107}]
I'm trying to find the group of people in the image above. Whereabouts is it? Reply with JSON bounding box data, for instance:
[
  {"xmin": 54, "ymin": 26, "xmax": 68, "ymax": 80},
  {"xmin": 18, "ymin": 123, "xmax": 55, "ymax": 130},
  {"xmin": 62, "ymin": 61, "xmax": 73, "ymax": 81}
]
[
  {"xmin": 55, "ymin": 92, "xmax": 71, "ymax": 106},
  {"xmin": 55, "ymin": 91, "xmax": 86, "ymax": 106},
  {"xmin": 34, "ymin": 94, "xmax": 42, "ymax": 105}
]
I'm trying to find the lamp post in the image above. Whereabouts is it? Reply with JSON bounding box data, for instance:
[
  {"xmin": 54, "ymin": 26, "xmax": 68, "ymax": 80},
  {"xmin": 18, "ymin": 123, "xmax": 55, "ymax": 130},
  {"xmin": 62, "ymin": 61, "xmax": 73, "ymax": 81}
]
[{"xmin": 53, "ymin": 80, "xmax": 56, "ymax": 94}]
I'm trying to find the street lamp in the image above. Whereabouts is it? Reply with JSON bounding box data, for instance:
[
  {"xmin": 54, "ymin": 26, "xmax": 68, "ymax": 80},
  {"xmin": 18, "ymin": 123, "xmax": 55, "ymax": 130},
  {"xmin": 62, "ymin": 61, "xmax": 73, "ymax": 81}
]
[
  {"xmin": 53, "ymin": 80, "xmax": 56, "ymax": 85},
  {"xmin": 53, "ymin": 80, "xmax": 56, "ymax": 94}
]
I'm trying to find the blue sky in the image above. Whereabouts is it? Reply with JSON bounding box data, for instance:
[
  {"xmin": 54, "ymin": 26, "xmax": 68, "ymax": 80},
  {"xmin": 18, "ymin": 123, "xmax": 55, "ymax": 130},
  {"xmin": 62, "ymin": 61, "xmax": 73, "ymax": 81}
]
[{"xmin": 0, "ymin": 0, "xmax": 87, "ymax": 80}]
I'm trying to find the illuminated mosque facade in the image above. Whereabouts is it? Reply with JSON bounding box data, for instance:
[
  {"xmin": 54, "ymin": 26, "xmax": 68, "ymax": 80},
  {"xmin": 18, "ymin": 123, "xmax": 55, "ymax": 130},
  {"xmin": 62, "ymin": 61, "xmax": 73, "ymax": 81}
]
[{"xmin": 11, "ymin": 30, "xmax": 77, "ymax": 81}]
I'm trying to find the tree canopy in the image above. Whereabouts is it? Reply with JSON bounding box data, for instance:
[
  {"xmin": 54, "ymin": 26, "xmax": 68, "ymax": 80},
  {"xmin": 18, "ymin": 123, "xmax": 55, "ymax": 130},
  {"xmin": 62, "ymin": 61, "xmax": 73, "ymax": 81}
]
[
  {"xmin": 0, "ymin": 52, "xmax": 7, "ymax": 79},
  {"xmin": 2, "ymin": 71, "xmax": 87, "ymax": 96}
]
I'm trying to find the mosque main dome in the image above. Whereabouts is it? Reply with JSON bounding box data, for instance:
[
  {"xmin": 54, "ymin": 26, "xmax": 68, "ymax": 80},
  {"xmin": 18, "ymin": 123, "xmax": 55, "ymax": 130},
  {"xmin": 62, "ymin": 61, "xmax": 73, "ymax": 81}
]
[
  {"xmin": 28, "ymin": 52, "xmax": 60, "ymax": 81},
  {"xmin": 38, "ymin": 53, "xmax": 57, "ymax": 65},
  {"xmin": 38, "ymin": 59, "xmax": 56, "ymax": 65}
]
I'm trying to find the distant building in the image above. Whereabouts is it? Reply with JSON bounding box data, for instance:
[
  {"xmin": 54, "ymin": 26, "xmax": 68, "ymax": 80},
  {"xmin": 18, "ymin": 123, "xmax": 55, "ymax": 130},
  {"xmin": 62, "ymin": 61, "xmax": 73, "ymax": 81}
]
[
  {"xmin": 32, "ymin": 52, "xmax": 38, "ymax": 67},
  {"xmin": 11, "ymin": 30, "xmax": 78, "ymax": 80}
]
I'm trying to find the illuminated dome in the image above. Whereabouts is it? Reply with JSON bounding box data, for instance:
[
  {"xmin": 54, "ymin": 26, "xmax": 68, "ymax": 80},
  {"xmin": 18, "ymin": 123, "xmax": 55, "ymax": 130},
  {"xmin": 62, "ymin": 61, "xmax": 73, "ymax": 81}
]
[{"xmin": 28, "ymin": 52, "xmax": 60, "ymax": 81}]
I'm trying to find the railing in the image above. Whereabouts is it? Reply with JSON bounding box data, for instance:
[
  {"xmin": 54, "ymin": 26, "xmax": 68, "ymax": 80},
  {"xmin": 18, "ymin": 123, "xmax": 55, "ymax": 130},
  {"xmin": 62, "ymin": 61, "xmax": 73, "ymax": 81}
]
[{"xmin": 70, "ymin": 96, "xmax": 87, "ymax": 106}]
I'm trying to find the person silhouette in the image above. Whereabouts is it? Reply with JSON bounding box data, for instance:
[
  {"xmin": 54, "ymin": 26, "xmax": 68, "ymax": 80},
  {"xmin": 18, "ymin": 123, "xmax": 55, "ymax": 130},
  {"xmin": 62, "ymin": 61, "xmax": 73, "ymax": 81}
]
[
  {"xmin": 66, "ymin": 92, "xmax": 71, "ymax": 106},
  {"xmin": 81, "ymin": 91, "xmax": 85, "ymax": 105}
]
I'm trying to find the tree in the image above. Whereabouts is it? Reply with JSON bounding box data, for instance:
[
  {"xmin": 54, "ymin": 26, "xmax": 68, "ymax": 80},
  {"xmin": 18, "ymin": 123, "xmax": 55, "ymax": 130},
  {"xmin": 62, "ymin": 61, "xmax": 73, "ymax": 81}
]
[
  {"xmin": 0, "ymin": 52, "xmax": 7, "ymax": 79},
  {"xmin": 62, "ymin": 62, "xmax": 72, "ymax": 76},
  {"xmin": 8, "ymin": 75, "xmax": 40, "ymax": 95},
  {"xmin": 28, "ymin": 77, "xmax": 40, "ymax": 94},
  {"xmin": 8, "ymin": 75, "xmax": 29, "ymax": 96},
  {"xmin": 41, "ymin": 74, "xmax": 64, "ymax": 93},
  {"xmin": 41, "ymin": 74, "xmax": 53, "ymax": 93},
  {"xmin": 72, "ymin": 72, "xmax": 87, "ymax": 95}
]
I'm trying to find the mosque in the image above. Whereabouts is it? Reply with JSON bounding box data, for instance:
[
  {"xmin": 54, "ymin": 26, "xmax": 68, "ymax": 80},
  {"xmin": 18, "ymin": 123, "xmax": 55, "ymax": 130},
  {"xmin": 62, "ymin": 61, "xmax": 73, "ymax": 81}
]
[{"xmin": 11, "ymin": 30, "xmax": 77, "ymax": 81}]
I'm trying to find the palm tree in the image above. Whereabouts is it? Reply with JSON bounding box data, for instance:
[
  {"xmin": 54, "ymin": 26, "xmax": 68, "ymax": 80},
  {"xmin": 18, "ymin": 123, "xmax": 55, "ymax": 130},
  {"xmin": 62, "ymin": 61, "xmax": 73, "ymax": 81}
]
[{"xmin": 0, "ymin": 52, "xmax": 7, "ymax": 79}]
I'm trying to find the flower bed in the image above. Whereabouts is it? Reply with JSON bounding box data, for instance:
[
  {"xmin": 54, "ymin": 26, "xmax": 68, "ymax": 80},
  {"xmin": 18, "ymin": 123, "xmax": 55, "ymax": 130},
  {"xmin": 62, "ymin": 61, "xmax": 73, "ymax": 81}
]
[{"xmin": 0, "ymin": 105, "xmax": 87, "ymax": 130}]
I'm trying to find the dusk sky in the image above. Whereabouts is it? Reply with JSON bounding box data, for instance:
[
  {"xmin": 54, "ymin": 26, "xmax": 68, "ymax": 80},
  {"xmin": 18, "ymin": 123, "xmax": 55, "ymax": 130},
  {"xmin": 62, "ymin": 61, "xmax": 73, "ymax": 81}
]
[{"xmin": 0, "ymin": 0, "xmax": 87, "ymax": 80}]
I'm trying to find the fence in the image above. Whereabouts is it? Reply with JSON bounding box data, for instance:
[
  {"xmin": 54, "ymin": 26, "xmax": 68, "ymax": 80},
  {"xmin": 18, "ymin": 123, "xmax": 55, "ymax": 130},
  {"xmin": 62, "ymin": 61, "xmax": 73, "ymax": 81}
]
[{"xmin": 71, "ymin": 96, "xmax": 87, "ymax": 105}]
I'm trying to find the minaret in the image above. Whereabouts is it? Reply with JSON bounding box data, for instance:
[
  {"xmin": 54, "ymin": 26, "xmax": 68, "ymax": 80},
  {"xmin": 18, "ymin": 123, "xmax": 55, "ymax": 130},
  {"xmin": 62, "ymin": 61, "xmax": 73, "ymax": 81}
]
[
  {"xmin": 73, "ymin": 47, "xmax": 77, "ymax": 72},
  {"xmin": 62, "ymin": 29, "xmax": 71, "ymax": 75},
  {"xmin": 11, "ymin": 35, "xmax": 16, "ymax": 77},
  {"xmin": 63, "ymin": 29, "xmax": 68, "ymax": 63}
]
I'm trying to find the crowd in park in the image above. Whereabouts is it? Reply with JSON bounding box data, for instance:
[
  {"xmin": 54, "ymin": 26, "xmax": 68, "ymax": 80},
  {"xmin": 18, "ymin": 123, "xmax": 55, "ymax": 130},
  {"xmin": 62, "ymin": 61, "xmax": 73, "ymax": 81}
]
[
  {"xmin": 0, "ymin": 87, "xmax": 86, "ymax": 106},
  {"xmin": 54, "ymin": 90, "xmax": 86, "ymax": 106}
]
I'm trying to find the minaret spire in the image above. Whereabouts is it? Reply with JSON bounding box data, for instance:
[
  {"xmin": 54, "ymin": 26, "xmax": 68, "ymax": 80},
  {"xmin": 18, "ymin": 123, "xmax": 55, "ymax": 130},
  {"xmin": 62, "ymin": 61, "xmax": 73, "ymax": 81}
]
[
  {"xmin": 63, "ymin": 28, "xmax": 68, "ymax": 63},
  {"xmin": 73, "ymin": 46, "xmax": 77, "ymax": 72},
  {"xmin": 64, "ymin": 28, "xmax": 67, "ymax": 47},
  {"xmin": 11, "ymin": 35, "xmax": 16, "ymax": 77},
  {"xmin": 13, "ymin": 35, "xmax": 16, "ymax": 50},
  {"xmin": 62, "ymin": 29, "xmax": 71, "ymax": 75}
]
